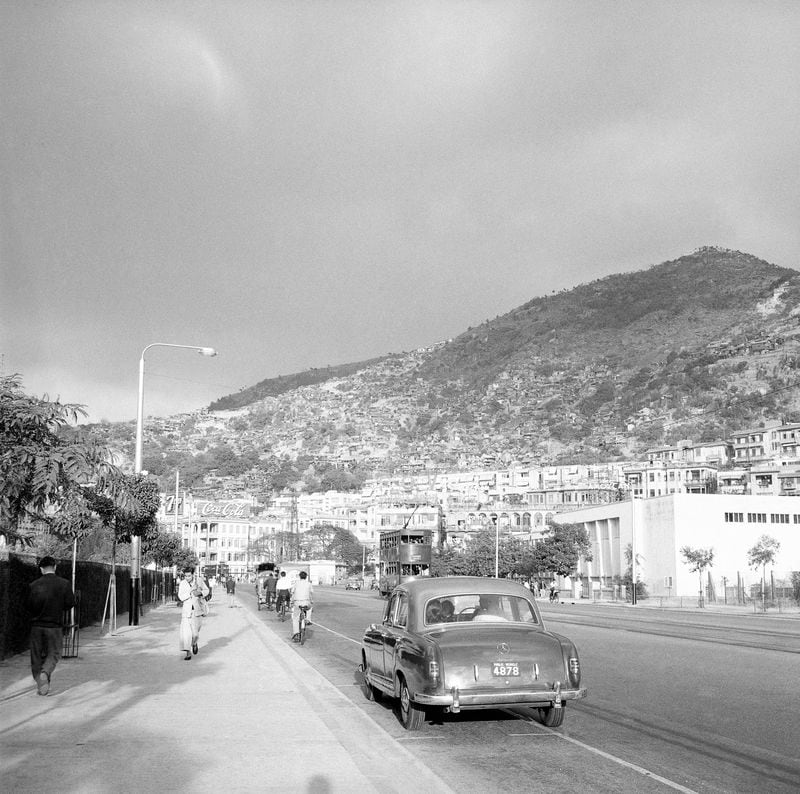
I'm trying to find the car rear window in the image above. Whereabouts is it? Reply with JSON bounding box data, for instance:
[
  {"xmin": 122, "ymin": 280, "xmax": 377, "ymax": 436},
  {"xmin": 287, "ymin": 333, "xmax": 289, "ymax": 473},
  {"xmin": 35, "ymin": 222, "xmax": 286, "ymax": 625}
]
[{"xmin": 424, "ymin": 594, "xmax": 539, "ymax": 626}]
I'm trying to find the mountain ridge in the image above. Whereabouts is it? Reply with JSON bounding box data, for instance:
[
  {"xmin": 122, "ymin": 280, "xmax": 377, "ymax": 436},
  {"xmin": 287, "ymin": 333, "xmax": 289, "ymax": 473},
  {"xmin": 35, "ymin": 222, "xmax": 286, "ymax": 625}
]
[{"xmin": 87, "ymin": 247, "xmax": 800, "ymax": 491}]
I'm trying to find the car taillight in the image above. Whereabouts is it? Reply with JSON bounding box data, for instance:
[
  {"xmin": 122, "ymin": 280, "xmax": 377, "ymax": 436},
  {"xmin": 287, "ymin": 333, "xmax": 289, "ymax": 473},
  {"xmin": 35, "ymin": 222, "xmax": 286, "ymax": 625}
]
[
  {"xmin": 568, "ymin": 657, "xmax": 580, "ymax": 686},
  {"xmin": 428, "ymin": 660, "xmax": 440, "ymax": 685}
]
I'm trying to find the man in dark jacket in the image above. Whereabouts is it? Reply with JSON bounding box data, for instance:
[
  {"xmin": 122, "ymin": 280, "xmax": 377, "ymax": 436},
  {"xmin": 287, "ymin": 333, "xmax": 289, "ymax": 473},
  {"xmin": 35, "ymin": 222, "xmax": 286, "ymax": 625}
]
[{"xmin": 25, "ymin": 556, "xmax": 75, "ymax": 695}]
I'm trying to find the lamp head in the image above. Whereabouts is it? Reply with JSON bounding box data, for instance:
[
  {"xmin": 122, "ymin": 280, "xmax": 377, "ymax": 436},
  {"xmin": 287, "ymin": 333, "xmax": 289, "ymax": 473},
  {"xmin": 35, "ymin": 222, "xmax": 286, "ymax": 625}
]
[{"xmin": 198, "ymin": 347, "xmax": 217, "ymax": 357}]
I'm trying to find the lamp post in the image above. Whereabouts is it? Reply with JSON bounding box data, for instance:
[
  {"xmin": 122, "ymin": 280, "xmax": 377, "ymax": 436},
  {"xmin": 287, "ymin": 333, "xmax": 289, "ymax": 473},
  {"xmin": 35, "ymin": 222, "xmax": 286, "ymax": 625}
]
[
  {"xmin": 131, "ymin": 342, "xmax": 217, "ymax": 625},
  {"xmin": 495, "ymin": 521, "xmax": 499, "ymax": 579}
]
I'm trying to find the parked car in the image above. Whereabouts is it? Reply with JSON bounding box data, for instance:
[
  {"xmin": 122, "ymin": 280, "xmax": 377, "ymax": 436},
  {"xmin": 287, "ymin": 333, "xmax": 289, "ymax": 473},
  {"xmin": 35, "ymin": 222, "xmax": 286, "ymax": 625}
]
[
  {"xmin": 345, "ymin": 577, "xmax": 362, "ymax": 591},
  {"xmin": 360, "ymin": 576, "xmax": 586, "ymax": 730}
]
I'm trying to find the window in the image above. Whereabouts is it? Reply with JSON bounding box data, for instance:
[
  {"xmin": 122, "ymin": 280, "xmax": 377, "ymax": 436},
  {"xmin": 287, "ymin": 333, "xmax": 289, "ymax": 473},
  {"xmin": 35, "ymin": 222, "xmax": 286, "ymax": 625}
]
[
  {"xmin": 423, "ymin": 594, "xmax": 538, "ymax": 626},
  {"xmin": 770, "ymin": 513, "xmax": 789, "ymax": 524},
  {"xmin": 747, "ymin": 512, "xmax": 767, "ymax": 523},
  {"xmin": 724, "ymin": 512, "xmax": 744, "ymax": 523},
  {"xmin": 395, "ymin": 594, "xmax": 409, "ymax": 628}
]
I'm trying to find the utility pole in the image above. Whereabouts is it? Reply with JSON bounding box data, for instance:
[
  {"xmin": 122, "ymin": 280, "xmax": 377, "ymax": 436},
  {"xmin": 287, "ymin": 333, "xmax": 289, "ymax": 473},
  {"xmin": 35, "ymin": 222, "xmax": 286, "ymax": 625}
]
[{"xmin": 630, "ymin": 496, "xmax": 638, "ymax": 606}]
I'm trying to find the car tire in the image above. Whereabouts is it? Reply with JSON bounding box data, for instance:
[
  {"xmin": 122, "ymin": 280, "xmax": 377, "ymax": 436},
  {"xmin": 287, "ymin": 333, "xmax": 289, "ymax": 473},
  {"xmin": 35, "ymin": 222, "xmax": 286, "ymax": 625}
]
[
  {"xmin": 538, "ymin": 703, "xmax": 566, "ymax": 727},
  {"xmin": 399, "ymin": 677, "xmax": 425, "ymax": 731}
]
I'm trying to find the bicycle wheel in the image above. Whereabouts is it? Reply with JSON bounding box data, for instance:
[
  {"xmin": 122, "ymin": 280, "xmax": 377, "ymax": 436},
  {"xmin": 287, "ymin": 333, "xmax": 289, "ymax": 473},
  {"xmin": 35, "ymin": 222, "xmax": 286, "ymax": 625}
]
[{"xmin": 299, "ymin": 611, "xmax": 307, "ymax": 645}]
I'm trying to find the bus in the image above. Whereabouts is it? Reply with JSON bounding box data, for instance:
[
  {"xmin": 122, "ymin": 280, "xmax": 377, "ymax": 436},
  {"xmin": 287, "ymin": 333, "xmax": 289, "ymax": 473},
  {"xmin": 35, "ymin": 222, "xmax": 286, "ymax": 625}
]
[{"xmin": 378, "ymin": 527, "xmax": 432, "ymax": 596}]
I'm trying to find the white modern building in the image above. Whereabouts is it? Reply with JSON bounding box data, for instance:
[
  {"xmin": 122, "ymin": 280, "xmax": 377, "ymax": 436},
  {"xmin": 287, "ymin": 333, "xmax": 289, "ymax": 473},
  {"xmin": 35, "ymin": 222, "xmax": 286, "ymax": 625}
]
[{"xmin": 554, "ymin": 493, "xmax": 800, "ymax": 600}]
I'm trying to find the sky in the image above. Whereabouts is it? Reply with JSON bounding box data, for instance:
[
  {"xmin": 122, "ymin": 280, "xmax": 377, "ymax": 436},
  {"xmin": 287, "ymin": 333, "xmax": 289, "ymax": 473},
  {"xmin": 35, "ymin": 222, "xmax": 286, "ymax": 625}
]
[{"xmin": 2, "ymin": 1, "xmax": 799, "ymax": 424}]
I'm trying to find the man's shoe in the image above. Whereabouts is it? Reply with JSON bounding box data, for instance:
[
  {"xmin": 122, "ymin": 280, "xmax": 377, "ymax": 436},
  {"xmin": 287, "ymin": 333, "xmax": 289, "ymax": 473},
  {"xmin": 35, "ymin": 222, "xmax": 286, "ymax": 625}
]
[
  {"xmin": 292, "ymin": 633, "xmax": 299, "ymax": 642},
  {"xmin": 192, "ymin": 642, "xmax": 199, "ymax": 655},
  {"xmin": 183, "ymin": 652, "xmax": 192, "ymax": 661},
  {"xmin": 37, "ymin": 672, "xmax": 49, "ymax": 695}
]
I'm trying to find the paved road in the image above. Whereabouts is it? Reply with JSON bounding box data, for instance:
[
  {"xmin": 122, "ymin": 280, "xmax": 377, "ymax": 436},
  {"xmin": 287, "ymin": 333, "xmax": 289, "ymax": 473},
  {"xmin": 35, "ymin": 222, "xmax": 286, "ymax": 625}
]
[{"xmin": 255, "ymin": 586, "xmax": 800, "ymax": 793}]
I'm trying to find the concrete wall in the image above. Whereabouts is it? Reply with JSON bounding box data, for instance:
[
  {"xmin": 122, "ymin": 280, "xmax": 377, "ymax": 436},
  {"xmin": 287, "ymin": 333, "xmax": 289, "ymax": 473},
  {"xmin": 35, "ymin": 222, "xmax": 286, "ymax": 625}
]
[{"xmin": 557, "ymin": 493, "xmax": 800, "ymax": 597}]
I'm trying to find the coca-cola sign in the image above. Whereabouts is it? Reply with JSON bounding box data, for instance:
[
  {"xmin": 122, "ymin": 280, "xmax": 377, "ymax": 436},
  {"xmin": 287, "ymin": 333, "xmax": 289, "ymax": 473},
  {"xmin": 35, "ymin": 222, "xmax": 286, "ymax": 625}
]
[{"xmin": 195, "ymin": 501, "xmax": 250, "ymax": 519}]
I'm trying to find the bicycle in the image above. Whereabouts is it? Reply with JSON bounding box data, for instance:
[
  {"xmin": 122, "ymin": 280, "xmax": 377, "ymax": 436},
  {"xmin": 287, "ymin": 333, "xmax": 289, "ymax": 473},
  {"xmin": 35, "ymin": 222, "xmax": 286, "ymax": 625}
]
[
  {"xmin": 277, "ymin": 593, "xmax": 288, "ymax": 621},
  {"xmin": 297, "ymin": 604, "xmax": 310, "ymax": 645}
]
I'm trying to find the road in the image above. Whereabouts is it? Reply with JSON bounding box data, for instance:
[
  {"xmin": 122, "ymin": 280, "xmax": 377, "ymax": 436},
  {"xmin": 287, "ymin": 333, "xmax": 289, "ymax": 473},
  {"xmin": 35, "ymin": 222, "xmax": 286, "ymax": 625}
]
[{"xmin": 244, "ymin": 586, "xmax": 800, "ymax": 793}]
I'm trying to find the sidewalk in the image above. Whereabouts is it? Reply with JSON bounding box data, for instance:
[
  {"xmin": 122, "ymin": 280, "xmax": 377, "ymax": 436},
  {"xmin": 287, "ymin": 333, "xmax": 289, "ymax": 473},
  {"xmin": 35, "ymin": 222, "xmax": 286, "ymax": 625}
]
[{"xmin": 0, "ymin": 598, "xmax": 453, "ymax": 794}]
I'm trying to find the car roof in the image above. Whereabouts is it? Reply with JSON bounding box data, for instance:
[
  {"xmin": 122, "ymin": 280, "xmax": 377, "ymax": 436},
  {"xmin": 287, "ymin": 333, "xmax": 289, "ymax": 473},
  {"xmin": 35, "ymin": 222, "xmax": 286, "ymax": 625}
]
[{"xmin": 397, "ymin": 576, "xmax": 532, "ymax": 599}]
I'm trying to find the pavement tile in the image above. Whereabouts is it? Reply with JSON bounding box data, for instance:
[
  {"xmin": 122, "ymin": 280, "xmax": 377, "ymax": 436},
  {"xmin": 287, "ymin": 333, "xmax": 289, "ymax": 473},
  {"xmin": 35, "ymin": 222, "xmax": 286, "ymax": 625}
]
[{"xmin": 0, "ymin": 598, "xmax": 453, "ymax": 794}]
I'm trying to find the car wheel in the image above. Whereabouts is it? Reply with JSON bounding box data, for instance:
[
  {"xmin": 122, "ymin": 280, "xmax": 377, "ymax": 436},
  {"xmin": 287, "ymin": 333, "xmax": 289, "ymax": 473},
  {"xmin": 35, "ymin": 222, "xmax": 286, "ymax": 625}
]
[
  {"xmin": 399, "ymin": 677, "xmax": 425, "ymax": 731},
  {"xmin": 539, "ymin": 703, "xmax": 566, "ymax": 727}
]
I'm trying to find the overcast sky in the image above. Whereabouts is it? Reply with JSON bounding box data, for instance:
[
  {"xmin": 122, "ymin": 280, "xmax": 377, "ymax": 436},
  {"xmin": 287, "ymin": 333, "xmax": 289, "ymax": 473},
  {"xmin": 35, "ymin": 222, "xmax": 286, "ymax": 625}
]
[{"xmin": 2, "ymin": 1, "xmax": 799, "ymax": 423}]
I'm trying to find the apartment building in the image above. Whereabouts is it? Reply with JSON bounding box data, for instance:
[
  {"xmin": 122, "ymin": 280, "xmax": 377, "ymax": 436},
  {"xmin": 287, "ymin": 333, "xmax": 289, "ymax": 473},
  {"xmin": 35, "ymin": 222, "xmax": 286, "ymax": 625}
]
[{"xmin": 731, "ymin": 421, "xmax": 800, "ymax": 466}]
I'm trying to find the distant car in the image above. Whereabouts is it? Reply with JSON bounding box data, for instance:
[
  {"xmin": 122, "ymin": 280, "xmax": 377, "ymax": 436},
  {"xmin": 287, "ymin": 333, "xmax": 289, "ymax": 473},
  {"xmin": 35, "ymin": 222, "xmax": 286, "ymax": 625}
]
[
  {"xmin": 345, "ymin": 578, "xmax": 362, "ymax": 591},
  {"xmin": 360, "ymin": 576, "xmax": 586, "ymax": 730}
]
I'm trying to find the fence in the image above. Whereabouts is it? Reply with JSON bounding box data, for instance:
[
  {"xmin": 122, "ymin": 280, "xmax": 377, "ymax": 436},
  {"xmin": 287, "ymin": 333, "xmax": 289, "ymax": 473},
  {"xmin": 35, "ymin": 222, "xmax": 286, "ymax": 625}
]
[{"xmin": 0, "ymin": 551, "xmax": 176, "ymax": 660}]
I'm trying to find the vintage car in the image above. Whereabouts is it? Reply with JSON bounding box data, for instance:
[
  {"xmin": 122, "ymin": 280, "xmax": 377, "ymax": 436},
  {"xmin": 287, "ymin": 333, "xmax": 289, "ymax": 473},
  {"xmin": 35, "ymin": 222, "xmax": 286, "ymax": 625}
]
[
  {"xmin": 360, "ymin": 576, "xmax": 586, "ymax": 730},
  {"xmin": 345, "ymin": 577, "xmax": 362, "ymax": 591}
]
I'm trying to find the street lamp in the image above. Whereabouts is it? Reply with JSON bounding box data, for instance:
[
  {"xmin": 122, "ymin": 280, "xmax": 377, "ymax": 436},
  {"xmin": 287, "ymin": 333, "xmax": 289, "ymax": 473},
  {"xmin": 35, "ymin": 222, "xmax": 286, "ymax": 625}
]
[{"xmin": 131, "ymin": 342, "xmax": 217, "ymax": 625}]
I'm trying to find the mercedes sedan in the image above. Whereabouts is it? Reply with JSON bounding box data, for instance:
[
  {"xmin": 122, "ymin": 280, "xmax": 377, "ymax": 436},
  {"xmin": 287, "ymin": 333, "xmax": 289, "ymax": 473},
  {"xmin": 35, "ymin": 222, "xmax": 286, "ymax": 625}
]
[{"xmin": 360, "ymin": 576, "xmax": 586, "ymax": 730}]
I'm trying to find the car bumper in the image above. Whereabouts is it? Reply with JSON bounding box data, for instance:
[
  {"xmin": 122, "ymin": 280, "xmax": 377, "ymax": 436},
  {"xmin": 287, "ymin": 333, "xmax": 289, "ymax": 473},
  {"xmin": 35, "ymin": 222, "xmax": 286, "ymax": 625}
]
[{"xmin": 415, "ymin": 685, "xmax": 587, "ymax": 712}]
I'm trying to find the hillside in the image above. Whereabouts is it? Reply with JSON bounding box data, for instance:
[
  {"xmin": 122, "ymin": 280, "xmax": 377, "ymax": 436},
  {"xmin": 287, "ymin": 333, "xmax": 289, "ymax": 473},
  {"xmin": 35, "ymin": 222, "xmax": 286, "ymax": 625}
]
[{"xmin": 89, "ymin": 247, "xmax": 800, "ymax": 490}]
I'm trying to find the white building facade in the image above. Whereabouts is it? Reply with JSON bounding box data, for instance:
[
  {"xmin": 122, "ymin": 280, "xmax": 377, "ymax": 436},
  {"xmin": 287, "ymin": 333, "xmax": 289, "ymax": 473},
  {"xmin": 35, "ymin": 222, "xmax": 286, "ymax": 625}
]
[{"xmin": 555, "ymin": 493, "xmax": 800, "ymax": 600}]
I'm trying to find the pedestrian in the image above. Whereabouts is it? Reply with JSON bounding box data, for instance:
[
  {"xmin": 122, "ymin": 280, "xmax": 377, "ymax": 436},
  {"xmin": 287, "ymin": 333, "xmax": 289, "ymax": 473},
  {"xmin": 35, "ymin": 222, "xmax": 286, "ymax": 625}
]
[
  {"xmin": 177, "ymin": 568, "xmax": 208, "ymax": 661},
  {"xmin": 25, "ymin": 555, "xmax": 75, "ymax": 695},
  {"xmin": 265, "ymin": 571, "xmax": 277, "ymax": 610},
  {"xmin": 226, "ymin": 575, "xmax": 236, "ymax": 607}
]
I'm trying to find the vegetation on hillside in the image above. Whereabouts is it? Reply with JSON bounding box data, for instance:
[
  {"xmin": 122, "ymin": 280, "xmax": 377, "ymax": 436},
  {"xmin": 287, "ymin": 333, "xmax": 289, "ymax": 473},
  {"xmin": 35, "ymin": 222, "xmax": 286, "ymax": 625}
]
[{"xmin": 84, "ymin": 248, "xmax": 800, "ymax": 490}]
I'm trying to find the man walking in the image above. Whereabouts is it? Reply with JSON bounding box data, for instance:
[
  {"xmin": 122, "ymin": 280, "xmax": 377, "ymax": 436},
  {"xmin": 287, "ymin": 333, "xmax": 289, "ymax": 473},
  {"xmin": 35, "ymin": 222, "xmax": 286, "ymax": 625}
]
[
  {"xmin": 25, "ymin": 556, "xmax": 75, "ymax": 695},
  {"xmin": 265, "ymin": 571, "xmax": 277, "ymax": 610},
  {"xmin": 225, "ymin": 575, "xmax": 236, "ymax": 607},
  {"xmin": 177, "ymin": 568, "xmax": 208, "ymax": 660}
]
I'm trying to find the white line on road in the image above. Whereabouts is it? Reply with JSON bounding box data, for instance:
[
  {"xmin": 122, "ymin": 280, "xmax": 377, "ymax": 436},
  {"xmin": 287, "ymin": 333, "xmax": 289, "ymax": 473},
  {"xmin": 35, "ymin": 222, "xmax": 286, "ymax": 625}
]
[
  {"xmin": 315, "ymin": 621, "xmax": 698, "ymax": 793},
  {"xmin": 507, "ymin": 711, "xmax": 699, "ymax": 794},
  {"xmin": 312, "ymin": 622, "xmax": 361, "ymax": 644},
  {"xmin": 553, "ymin": 732, "xmax": 699, "ymax": 793}
]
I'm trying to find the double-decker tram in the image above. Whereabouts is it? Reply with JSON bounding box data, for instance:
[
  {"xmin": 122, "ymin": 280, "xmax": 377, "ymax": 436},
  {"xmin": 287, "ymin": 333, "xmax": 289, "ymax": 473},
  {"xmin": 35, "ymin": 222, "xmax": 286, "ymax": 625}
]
[{"xmin": 378, "ymin": 527, "xmax": 432, "ymax": 596}]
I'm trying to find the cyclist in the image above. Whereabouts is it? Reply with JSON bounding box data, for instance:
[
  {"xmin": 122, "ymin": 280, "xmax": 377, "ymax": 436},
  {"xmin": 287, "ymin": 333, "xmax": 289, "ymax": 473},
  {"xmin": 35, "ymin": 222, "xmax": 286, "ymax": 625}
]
[
  {"xmin": 290, "ymin": 570, "xmax": 313, "ymax": 642},
  {"xmin": 275, "ymin": 570, "xmax": 292, "ymax": 618}
]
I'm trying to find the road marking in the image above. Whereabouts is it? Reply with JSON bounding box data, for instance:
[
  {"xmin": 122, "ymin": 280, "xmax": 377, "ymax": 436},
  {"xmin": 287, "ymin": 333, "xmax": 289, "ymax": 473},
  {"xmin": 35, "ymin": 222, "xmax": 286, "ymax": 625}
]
[
  {"xmin": 554, "ymin": 733, "xmax": 698, "ymax": 793},
  {"xmin": 314, "ymin": 620, "xmax": 697, "ymax": 793},
  {"xmin": 313, "ymin": 623, "xmax": 361, "ymax": 644},
  {"xmin": 507, "ymin": 711, "xmax": 698, "ymax": 793},
  {"xmin": 398, "ymin": 736, "xmax": 448, "ymax": 741}
]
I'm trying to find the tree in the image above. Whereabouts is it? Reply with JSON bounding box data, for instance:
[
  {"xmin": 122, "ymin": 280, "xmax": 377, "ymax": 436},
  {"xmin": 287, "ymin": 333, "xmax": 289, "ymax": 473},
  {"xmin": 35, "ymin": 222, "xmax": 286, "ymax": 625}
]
[
  {"xmin": 791, "ymin": 571, "xmax": 800, "ymax": 606},
  {"xmin": 143, "ymin": 529, "xmax": 198, "ymax": 569},
  {"xmin": 620, "ymin": 543, "xmax": 648, "ymax": 601},
  {"xmin": 532, "ymin": 523, "xmax": 593, "ymax": 578},
  {"xmin": 0, "ymin": 375, "xmax": 123, "ymax": 547},
  {"xmin": 680, "ymin": 546, "xmax": 715, "ymax": 607},
  {"xmin": 747, "ymin": 534, "xmax": 781, "ymax": 610},
  {"xmin": 300, "ymin": 524, "xmax": 362, "ymax": 569},
  {"xmin": 452, "ymin": 528, "xmax": 515, "ymax": 577}
]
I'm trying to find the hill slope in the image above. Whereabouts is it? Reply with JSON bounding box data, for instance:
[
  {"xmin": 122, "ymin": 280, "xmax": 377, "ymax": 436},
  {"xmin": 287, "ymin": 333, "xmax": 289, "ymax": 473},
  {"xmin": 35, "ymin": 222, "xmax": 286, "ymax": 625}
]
[{"xmin": 93, "ymin": 247, "xmax": 800, "ymax": 486}]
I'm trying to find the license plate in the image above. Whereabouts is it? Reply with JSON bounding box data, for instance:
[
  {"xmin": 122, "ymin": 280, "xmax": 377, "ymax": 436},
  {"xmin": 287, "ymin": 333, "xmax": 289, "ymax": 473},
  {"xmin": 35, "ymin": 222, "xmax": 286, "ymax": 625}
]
[{"xmin": 492, "ymin": 661, "xmax": 520, "ymax": 677}]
